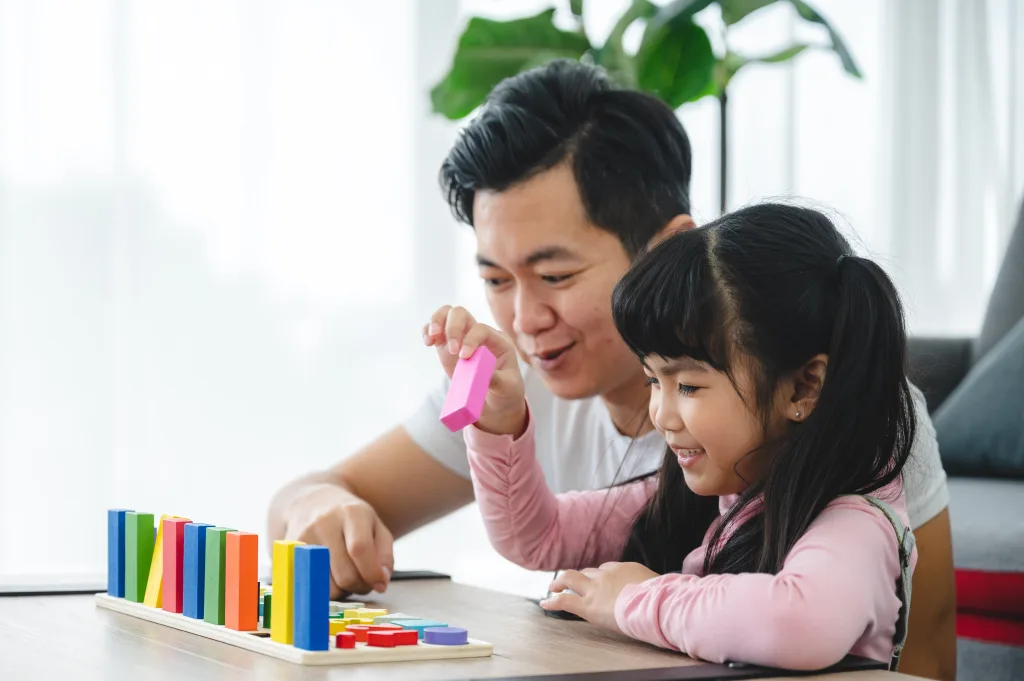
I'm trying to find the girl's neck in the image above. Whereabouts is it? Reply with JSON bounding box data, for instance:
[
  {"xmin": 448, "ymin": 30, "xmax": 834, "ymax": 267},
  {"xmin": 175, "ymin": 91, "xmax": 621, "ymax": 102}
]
[{"xmin": 601, "ymin": 371, "xmax": 654, "ymax": 437}]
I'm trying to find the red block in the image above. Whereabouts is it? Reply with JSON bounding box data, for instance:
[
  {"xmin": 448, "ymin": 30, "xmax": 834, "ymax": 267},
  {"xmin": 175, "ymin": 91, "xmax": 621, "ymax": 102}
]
[
  {"xmin": 335, "ymin": 631, "xmax": 356, "ymax": 649},
  {"xmin": 161, "ymin": 518, "xmax": 191, "ymax": 613},
  {"xmin": 368, "ymin": 624, "xmax": 401, "ymax": 631},
  {"xmin": 346, "ymin": 625, "xmax": 370, "ymax": 642},
  {"xmin": 225, "ymin": 532, "xmax": 258, "ymax": 631},
  {"xmin": 367, "ymin": 631, "xmax": 395, "ymax": 647},
  {"xmin": 393, "ymin": 629, "xmax": 418, "ymax": 646}
]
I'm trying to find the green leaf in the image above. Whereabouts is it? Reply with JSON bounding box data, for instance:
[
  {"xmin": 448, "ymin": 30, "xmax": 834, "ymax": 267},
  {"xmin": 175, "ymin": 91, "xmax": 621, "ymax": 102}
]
[
  {"xmin": 719, "ymin": 0, "xmax": 781, "ymax": 25},
  {"xmin": 570, "ymin": 0, "xmax": 584, "ymax": 17},
  {"xmin": 636, "ymin": 14, "xmax": 716, "ymax": 108},
  {"xmin": 754, "ymin": 42, "xmax": 810, "ymax": 63},
  {"xmin": 787, "ymin": 0, "xmax": 862, "ymax": 77},
  {"xmin": 429, "ymin": 8, "xmax": 592, "ymax": 119},
  {"xmin": 720, "ymin": 43, "xmax": 810, "ymax": 88}
]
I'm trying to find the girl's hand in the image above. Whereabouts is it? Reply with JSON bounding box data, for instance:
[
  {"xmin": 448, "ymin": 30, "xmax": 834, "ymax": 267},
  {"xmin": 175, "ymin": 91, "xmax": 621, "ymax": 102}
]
[
  {"xmin": 540, "ymin": 562, "xmax": 659, "ymax": 632},
  {"xmin": 423, "ymin": 305, "xmax": 526, "ymax": 437}
]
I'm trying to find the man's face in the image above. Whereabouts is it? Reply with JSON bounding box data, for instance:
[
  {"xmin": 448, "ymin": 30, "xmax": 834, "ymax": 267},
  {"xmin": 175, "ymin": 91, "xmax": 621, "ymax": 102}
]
[{"xmin": 472, "ymin": 163, "xmax": 641, "ymax": 400}]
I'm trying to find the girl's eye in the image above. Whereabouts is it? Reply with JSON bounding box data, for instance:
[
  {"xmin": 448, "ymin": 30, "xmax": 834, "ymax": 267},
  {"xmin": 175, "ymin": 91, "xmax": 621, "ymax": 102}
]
[
  {"xmin": 678, "ymin": 384, "xmax": 699, "ymax": 395},
  {"xmin": 644, "ymin": 376, "xmax": 658, "ymax": 387}
]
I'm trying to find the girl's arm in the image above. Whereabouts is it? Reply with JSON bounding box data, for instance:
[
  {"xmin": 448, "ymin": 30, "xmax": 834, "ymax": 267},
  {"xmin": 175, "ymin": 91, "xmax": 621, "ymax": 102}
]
[
  {"xmin": 615, "ymin": 496, "xmax": 916, "ymax": 670},
  {"xmin": 464, "ymin": 404, "xmax": 657, "ymax": 571}
]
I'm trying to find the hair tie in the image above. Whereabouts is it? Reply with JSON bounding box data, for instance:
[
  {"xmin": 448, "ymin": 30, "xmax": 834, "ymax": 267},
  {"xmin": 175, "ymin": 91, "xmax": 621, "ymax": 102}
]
[{"xmin": 836, "ymin": 254, "xmax": 848, "ymax": 269}]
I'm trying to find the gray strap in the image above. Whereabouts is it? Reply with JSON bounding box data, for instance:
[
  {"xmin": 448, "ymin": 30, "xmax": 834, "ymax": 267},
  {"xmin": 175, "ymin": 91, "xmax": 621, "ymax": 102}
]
[{"xmin": 859, "ymin": 495, "xmax": 915, "ymax": 672}]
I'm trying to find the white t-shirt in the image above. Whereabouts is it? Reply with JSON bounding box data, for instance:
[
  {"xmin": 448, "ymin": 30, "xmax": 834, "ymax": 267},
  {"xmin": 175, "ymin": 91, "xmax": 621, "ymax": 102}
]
[{"xmin": 403, "ymin": 365, "xmax": 949, "ymax": 529}]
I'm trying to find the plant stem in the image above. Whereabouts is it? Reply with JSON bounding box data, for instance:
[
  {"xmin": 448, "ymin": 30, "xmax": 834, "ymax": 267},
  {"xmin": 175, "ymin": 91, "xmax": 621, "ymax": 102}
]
[{"xmin": 718, "ymin": 88, "xmax": 728, "ymax": 214}]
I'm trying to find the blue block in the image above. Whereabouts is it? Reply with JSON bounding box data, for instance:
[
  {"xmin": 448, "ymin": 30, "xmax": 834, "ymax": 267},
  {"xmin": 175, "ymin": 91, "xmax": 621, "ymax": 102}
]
[
  {"xmin": 107, "ymin": 509, "xmax": 132, "ymax": 597},
  {"xmin": 293, "ymin": 545, "xmax": 329, "ymax": 651},
  {"xmin": 183, "ymin": 523, "xmax": 213, "ymax": 619}
]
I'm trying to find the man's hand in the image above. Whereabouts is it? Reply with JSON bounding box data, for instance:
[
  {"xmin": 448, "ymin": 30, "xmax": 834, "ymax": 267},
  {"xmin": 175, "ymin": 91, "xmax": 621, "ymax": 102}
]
[
  {"xmin": 282, "ymin": 482, "xmax": 394, "ymax": 598},
  {"xmin": 541, "ymin": 562, "xmax": 659, "ymax": 632}
]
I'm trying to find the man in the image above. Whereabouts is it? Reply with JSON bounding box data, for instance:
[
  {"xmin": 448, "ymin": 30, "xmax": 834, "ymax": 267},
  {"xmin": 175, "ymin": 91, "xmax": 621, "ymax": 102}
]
[{"xmin": 268, "ymin": 60, "xmax": 955, "ymax": 680}]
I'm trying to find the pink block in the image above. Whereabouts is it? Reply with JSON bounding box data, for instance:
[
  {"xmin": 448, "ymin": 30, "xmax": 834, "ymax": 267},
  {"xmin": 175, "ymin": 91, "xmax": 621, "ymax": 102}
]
[{"xmin": 440, "ymin": 346, "xmax": 497, "ymax": 432}]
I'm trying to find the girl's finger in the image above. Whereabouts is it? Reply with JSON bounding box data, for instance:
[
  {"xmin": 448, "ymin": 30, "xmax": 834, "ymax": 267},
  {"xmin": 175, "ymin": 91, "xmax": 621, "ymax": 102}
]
[
  {"xmin": 540, "ymin": 592, "xmax": 586, "ymax": 617},
  {"xmin": 548, "ymin": 569, "xmax": 591, "ymax": 596}
]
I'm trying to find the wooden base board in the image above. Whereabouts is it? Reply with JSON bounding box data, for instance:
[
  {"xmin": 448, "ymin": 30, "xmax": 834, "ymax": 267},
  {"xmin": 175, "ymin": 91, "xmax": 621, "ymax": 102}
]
[{"xmin": 95, "ymin": 593, "xmax": 493, "ymax": 666}]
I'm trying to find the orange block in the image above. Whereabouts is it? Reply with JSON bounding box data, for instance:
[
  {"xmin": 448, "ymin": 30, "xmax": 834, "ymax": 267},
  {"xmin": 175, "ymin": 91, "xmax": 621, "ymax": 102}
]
[{"xmin": 225, "ymin": 531, "xmax": 258, "ymax": 631}]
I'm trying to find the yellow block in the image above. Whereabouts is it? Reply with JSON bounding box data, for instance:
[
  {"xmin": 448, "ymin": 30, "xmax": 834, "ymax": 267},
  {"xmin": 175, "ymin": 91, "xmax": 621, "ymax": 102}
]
[
  {"xmin": 344, "ymin": 608, "xmax": 387, "ymax": 619},
  {"xmin": 143, "ymin": 514, "xmax": 189, "ymax": 608},
  {"xmin": 270, "ymin": 540, "xmax": 304, "ymax": 644},
  {"xmin": 329, "ymin": 620, "xmax": 350, "ymax": 636}
]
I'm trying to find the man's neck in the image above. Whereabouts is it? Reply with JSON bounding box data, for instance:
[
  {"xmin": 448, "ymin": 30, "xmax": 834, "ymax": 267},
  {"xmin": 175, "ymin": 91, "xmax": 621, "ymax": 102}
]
[{"xmin": 601, "ymin": 374, "xmax": 654, "ymax": 437}]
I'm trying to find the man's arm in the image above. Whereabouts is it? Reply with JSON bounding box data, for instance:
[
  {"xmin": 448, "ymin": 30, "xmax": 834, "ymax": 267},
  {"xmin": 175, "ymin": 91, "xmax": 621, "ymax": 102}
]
[
  {"xmin": 267, "ymin": 425, "xmax": 475, "ymax": 596},
  {"xmin": 899, "ymin": 508, "xmax": 957, "ymax": 681}
]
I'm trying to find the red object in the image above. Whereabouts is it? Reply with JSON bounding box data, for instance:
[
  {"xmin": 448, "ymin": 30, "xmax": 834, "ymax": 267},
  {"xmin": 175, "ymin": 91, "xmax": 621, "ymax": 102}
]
[
  {"xmin": 368, "ymin": 624, "xmax": 402, "ymax": 631},
  {"xmin": 346, "ymin": 625, "xmax": 370, "ymax": 642},
  {"xmin": 335, "ymin": 632, "xmax": 356, "ymax": 649},
  {"xmin": 161, "ymin": 519, "xmax": 191, "ymax": 614},
  {"xmin": 393, "ymin": 629, "xmax": 418, "ymax": 646},
  {"xmin": 956, "ymin": 569, "xmax": 1024, "ymax": 617},
  {"xmin": 225, "ymin": 532, "xmax": 259, "ymax": 631},
  {"xmin": 957, "ymin": 612, "xmax": 1024, "ymax": 647},
  {"xmin": 367, "ymin": 631, "xmax": 396, "ymax": 647}
]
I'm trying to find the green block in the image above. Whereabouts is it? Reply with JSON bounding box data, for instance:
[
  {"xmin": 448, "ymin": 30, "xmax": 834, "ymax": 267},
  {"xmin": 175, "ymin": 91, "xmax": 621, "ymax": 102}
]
[
  {"xmin": 263, "ymin": 593, "xmax": 272, "ymax": 629},
  {"xmin": 124, "ymin": 513, "xmax": 154, "ymax": 603},
  {"xmin": 203, "ymin": 527, "xmax": 234, "ymax": 625}
]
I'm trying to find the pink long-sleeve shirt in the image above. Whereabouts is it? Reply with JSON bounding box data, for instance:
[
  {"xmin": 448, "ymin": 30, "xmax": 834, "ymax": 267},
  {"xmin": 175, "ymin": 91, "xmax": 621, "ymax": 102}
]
[{"xmin": 464, "ymin": 409, "xmax": 917, "ymax": 670}]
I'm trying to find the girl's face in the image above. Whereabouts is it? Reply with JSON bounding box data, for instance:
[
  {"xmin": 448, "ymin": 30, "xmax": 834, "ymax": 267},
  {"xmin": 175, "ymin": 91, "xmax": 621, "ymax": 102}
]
[{"xmin": 644, "ymin": 354, "xmax": 790, "ymax": 496}]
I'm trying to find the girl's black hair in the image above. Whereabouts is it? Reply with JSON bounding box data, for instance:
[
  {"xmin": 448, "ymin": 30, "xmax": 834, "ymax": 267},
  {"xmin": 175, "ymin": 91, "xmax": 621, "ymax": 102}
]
[{"xmin": 612, "ymin": 203, "xmax": 916, "ymax": 575}]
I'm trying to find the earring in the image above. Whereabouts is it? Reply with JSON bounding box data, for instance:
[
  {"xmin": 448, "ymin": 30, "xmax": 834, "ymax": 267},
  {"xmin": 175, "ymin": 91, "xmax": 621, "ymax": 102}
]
[{"xmin": 795, "ymin": 411, "xmax": 802, "ymax": 420}]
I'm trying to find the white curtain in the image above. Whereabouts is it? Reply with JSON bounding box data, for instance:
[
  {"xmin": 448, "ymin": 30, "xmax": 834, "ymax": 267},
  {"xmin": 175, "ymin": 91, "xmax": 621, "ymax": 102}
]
[{"xmin": 882, "ymin": 0, "xmax": 1024, "ymax": 336}]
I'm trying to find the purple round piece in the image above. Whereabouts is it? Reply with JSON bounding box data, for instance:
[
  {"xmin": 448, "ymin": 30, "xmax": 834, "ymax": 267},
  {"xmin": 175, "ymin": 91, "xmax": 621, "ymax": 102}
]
[{"xmin": 423, "ymin": 626, "xmax": 468, "ymax": 645}]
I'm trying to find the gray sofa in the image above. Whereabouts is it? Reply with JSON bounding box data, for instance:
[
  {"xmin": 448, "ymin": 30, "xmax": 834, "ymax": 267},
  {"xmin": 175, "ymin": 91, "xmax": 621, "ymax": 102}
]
[{"xmin": 907, "ymin": 196, "xmax": 1024, "ymax": 681}]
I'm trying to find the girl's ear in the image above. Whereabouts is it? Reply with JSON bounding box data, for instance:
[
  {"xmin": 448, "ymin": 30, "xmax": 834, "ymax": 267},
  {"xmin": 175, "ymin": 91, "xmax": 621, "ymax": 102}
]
[{"xmin": 788, "ymin": 354, "xmax": 828, "ymax": 422}]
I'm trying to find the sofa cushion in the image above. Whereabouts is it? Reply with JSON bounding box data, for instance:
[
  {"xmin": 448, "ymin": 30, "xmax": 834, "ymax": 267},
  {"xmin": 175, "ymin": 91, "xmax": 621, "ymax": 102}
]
[
  {"xmin": 948, "ymin": 478, "xmax": 1024, "ymax": 572},
  {"xmin": 935, "ymin": 316, "xmax": 1024, "ymax": 477},
  {"xmin": 975, "ymin": 198, "xmax": 1024, "ymax": 363}
]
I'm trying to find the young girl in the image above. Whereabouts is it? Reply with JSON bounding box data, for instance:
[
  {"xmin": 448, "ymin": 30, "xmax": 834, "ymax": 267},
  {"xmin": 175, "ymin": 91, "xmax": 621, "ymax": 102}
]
[{"xmin": 423, "ymin": 203, "xmax": 917, "ymax": 671}]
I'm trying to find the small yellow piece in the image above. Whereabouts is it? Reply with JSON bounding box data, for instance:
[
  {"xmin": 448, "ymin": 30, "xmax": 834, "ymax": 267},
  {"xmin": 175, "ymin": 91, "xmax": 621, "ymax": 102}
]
[
  {"xmin": 270, "ymin": 540, "xmax": 305, "ymax": 645},
  {"xmin": 329, "ymin": 620, "xmax": 349, "ymax": 635},
  {"xmin": 344, "ymin": 607, "xmax": 387, "ymax": 619}
]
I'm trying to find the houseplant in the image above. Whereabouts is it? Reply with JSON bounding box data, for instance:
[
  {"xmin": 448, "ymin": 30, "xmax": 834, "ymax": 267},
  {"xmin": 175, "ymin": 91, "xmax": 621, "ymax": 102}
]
[{"xmin": 430, "ymin": 0, "xmax": 861, "ymax": 212}]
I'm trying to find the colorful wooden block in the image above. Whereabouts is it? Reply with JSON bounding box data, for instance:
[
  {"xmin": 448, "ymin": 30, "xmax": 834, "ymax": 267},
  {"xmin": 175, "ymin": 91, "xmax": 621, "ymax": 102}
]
[
  {"xmin": 202, "ymin": 527, "xmax": 234, "ymax": 625},
  {"xmin": 393, "ymin": 629, "xmax": 419, "ymax": 646},
  {"xmin": 335, "ymin": 631, "xmax": 356, "ymax": 649},
  {"xmin": 367, "ymin": 631, "xmax": 396, "ymax": 647},
  {"xmin": 424, "ymin": 627, "xmax": 468, "ymax": 645},
  {"xmin": 373, "ymin": 612, "xmax": 416, "ymax": 624},
  {"xmin": 125, "ymin": 512, "xmax": 154, "ymax": 603},
  {"xmin": 162, "ymin": 518, "xmax": 191, "ymax": 614},
  {"xmin": 345, "ymin": 625, "xmax": 370, "ymax": 643},
  {"xmin": 182, "ymin": 523, "xmax": 211, "ymax": 619},
  {"xmin": 144, "ymin": 514, "xmax": 188, "ymax": 608},
  {"xmin": 107, "ymin": 509, "xmax": 132, "ymax": 597},
  {"xmin": 270, "ymin": 540, "xmax": 304, "ymax": 644},
  {"xmin": 329, "ymin": 620, "xmax": 349, "ymax": 636},
  {"xmin": 225, "ymin": 532, "xmax": 258, "ymax": 631},
  {"xmin": 262, "ymin": 593, "xmax": 272, "ymax": 629},
  {"xmin": 440, "ymin": 345, "xmax": 497, "ymax": 431},
  {"xmin": 343, "ymin": 607, "xmax": 387, "ymax": 619},
  {"xmin": 391, "ymin": 619, "xmax": 448, "ymax": 639},
  {"xmin": 293, "ymin": 545, "xmax": 330, "ymax": 651},
  {"xmin": 329, "ymin": 601, "xmax": 364, "ymax": 613}
]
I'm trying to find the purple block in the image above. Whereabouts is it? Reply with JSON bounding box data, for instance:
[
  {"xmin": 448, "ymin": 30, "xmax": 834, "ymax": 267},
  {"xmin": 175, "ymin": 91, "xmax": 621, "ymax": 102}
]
[
  {"xmin": 424, "ymin": 626, "xmax": 468, "ymax": 645},
  {"xmin": 439, "ymin": 346, "xmax": 496, "ymax": 432}
]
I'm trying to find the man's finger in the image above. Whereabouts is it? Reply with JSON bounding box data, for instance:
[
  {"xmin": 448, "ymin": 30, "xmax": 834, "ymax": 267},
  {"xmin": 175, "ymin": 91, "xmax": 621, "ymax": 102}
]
[{"xmin": 341, "ymin": 505, "xmax": 389, "ymax": 590}]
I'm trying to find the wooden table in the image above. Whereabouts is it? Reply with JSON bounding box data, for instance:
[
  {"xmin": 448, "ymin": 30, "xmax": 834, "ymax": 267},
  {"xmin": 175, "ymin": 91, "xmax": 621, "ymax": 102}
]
[{"xmin": 0, "ymin": 579, "xmax": 923, "ymax": 681}]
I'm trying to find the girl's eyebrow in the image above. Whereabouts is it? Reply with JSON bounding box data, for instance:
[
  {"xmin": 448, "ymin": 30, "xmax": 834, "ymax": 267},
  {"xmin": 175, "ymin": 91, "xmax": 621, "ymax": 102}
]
[{"xmin": 660, "ymin": 358, "xmax": 709, "ymax": 374}]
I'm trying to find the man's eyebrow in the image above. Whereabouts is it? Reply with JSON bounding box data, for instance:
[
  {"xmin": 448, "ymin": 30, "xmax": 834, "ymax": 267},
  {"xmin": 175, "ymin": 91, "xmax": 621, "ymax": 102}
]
[{"xmin": 476, "ymin": 246, "xmax": 579, "ymax": 269}]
